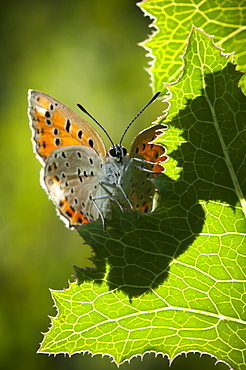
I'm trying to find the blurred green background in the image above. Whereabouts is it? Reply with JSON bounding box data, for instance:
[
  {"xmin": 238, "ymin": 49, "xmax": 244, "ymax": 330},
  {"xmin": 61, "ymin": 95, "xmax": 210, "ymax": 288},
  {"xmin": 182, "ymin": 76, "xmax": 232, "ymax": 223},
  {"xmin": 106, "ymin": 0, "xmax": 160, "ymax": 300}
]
[{"xmin": 0, "ymin": 0, "xmax": 229, "ymax": 369}]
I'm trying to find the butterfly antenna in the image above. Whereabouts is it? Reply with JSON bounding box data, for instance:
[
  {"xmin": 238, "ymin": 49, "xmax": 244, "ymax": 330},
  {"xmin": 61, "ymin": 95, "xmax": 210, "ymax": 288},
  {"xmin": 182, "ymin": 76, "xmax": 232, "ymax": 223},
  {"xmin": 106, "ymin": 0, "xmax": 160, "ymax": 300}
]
[
  {"xmin": 77, "ymin": 103, "xmax": 114, "ymax": 146},
  {"xmin": 119, "ymin": 91, "xmax": 162, "ymax": 146}
]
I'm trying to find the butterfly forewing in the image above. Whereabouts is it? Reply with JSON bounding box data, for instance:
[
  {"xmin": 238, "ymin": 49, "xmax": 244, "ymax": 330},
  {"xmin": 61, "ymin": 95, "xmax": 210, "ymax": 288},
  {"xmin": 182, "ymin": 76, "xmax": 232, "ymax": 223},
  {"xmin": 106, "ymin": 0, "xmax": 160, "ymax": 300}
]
[
  {"xmin": 129, "ymin": 124, "xmax": 168, "ymax": 174},
  {"xmin": 125, "ymin": 124, "xmax": 168, "ymax": 214},
  {"xmin": 28, "ymin": 90, "xmax": 107, "ymax": 164}
]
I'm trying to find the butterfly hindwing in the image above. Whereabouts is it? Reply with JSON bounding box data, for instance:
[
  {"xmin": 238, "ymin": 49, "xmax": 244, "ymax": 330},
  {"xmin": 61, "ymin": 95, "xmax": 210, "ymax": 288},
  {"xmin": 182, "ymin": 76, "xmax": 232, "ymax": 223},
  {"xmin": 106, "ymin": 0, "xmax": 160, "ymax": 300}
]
[
  {"xmin": 43, "ymin": 145, "xmax": 104, "ymax": 226},
  {"xmin": 28, "ymin": 90, "xmax": 107, "ymax": 164},
  {"xmin": 121, "ymin": 161, "xmax": 159, "ymax": 213}
]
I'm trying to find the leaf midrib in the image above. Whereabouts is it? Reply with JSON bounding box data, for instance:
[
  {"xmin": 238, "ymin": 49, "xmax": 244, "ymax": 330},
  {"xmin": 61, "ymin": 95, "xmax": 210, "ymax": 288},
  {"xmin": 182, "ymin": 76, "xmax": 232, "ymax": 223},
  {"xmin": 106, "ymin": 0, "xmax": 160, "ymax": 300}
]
[{"xmin": 201, "ymin": 68, "xmax": 246, "ymax": 216}]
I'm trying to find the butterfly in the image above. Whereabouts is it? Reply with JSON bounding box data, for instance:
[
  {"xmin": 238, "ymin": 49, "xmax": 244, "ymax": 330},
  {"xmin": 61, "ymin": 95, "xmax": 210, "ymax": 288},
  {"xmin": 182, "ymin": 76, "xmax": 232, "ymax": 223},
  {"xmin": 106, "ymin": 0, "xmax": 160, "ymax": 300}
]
[{"xmin": 28, "ymin": 90, "xmax": 168, "ymax": 229}]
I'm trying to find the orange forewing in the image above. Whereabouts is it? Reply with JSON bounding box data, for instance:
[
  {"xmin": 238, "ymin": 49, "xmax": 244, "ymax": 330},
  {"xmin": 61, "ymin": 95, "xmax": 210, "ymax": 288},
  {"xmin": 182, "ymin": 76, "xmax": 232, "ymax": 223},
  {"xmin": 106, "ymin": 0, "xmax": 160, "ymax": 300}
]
[
  {"xmin": 28, "ymin": 90, "xmax": 107, "ymax": 164},
  {"xmin": 129, "ymin": 124, "xmax": 168, "ymax": 175}
]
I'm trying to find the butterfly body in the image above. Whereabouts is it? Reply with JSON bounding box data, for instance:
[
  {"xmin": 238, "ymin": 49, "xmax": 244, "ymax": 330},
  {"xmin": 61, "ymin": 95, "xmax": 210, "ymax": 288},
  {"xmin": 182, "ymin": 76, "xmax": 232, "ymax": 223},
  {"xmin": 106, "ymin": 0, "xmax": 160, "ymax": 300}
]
[{"xmin": 28, "ymin": 90, "xmax": 168, "ymax": 228}]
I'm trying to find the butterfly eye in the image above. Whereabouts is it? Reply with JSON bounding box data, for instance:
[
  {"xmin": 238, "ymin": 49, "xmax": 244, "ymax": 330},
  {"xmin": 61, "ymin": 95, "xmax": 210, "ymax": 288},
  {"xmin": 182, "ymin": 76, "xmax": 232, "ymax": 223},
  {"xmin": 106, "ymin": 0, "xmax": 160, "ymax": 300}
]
[
  {"xmin": 109, "ymin": 145, "xmax": 127, "ymax": 158},
  {"xmin": 109, "ymin": 147, "xmax": 117, "ymax": 157},
  {"xmin": 122, "ymin": 147, "xmax": 127, "ymax": 156}
]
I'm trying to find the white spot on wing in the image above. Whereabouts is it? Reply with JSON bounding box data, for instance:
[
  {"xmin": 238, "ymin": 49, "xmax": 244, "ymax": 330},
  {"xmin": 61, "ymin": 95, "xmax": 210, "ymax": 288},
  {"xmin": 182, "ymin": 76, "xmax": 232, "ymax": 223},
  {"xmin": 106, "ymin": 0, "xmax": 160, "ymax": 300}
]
[{"xmin": 36, "ymin": 106, "xmax": 48, "ymax": 116}]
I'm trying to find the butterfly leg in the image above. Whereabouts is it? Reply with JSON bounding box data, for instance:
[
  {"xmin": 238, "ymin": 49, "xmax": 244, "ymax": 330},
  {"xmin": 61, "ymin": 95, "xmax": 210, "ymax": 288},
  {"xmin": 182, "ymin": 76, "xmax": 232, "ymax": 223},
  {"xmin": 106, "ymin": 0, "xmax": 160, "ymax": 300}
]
[
  {"xmin": 126, "ymin": 157, "xmax": 164, "ymax": 174},
  {"xmin": 114, "ymin": 180, "xmax": 135, "ymax": 211},
  {"xmin": 91, "ymin": 194, "xmax": 110, "ymax": 231},
  {"xmin": 103, "ymin": 180, "xmax": 136, "ymax": 211},
  {"xmin": 98, "ymin": 181, "xmax": 126, "ymax": 212},
  {"xmin": 91, "ymin": 182, "xmax": 132, "ymax": 231},
  {"xmin": 97, "ymin": 180, "xmax": 134, "ymax": 212}
]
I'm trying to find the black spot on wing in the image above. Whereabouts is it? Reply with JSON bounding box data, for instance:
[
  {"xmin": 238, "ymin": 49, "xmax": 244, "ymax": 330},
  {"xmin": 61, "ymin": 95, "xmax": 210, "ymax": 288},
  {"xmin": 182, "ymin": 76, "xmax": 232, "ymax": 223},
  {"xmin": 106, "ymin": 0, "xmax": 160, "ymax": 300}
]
[
  {"xmin": 65, "ymin": 210, "xmax": 72, "ymax": 218},
  {"xmin": 65, "ymin": 119, "xmax": 71, "ymax": 133},
  {"xmin": 55, "ymin": 138, "xmax": 61, "ymax": 146}
]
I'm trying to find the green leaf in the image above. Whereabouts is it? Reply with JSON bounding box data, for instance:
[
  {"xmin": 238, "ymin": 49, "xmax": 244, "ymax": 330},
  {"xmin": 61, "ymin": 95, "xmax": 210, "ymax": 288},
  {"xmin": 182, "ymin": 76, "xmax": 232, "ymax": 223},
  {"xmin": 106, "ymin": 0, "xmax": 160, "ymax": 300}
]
[
  {"xmin": 162, "ymin": 27, "xmax": 246, "ymax": 214},
  {"xmin": 39, "ymin": 25, "xmax": 246, "ymax": 369},
  {"xmin": 138, "ymin": 0, "xmax": 246, "ymax": 93}
]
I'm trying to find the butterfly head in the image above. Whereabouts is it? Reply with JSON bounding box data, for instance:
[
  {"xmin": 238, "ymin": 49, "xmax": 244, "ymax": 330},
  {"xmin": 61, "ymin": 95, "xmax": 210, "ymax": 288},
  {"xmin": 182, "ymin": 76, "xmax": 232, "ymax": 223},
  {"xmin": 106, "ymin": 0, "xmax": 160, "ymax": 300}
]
[
  {"xmin": 77, "ymin": 91, "xmax": 162, "ymax": 156},
  {"xmin": 109, "ymin": 144, "xmax": 127, "ymax": 162}
]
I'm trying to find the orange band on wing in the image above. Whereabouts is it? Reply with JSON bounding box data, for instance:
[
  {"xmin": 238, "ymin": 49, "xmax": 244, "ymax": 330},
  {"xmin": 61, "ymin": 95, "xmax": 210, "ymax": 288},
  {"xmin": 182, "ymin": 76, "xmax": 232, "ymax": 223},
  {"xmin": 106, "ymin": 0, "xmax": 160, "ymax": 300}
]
[{"xmin": 59, "ymin": 198, "xmax": 89, "ymax": 226}]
